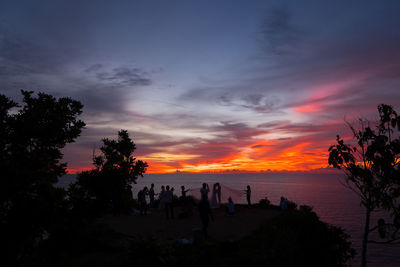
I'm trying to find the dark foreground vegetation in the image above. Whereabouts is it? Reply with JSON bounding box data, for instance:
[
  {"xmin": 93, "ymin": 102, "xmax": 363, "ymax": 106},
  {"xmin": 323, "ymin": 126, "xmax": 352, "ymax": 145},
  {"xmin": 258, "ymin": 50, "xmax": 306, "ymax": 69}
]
[
  {"xmin": 164, "ymin": 205, "xmax": 354, "ymax": 267},
  {"xmin": 1, "ymin": 91, "xmax": 355, "ymax": 266},
  {"xmin": 19, "ymin": 204, "xmax": 355, "ymax": 267}
]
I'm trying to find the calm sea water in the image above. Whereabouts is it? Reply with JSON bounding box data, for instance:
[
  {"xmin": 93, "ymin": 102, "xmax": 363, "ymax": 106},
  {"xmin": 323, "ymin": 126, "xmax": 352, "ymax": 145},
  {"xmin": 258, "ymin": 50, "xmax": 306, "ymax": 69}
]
[{"xmin": 58, "ymin": 173, "xmax": 400, "ymax": 266}]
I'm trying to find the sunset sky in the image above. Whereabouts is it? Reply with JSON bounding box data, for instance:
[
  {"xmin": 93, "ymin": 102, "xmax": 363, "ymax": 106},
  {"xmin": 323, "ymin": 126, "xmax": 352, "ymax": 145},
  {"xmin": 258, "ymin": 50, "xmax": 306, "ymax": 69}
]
[{"xmin": 1, "ymin": 0, "xmax": 400, "ymax": 173}]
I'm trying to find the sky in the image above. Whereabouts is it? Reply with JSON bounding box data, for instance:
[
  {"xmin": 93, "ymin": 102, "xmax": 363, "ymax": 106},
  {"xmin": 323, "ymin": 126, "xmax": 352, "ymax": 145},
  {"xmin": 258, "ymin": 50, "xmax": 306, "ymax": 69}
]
[{"xmin": 1, "ymin": 0, "xmax": 400, "ymax": 173}]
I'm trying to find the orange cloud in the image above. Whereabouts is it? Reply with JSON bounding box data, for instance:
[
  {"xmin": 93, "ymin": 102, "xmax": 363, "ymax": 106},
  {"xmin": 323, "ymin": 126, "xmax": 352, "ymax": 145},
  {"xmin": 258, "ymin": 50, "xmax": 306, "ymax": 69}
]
[{"xmin": 145, "ymin": 138, "xmax": 330, "ymax": 173}]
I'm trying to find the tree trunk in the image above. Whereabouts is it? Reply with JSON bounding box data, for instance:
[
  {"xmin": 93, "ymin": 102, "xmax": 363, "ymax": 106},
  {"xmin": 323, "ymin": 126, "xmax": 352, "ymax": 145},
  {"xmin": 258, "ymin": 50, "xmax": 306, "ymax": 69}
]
[{"xmin": 361, "ymin": 208, "xmax": 371, "ymax": 267}]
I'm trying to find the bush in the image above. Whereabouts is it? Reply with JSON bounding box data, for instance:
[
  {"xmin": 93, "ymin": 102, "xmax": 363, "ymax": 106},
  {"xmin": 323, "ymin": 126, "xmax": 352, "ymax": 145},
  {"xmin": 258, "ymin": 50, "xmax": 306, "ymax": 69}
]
[
  {"xmin": 124, "ymin": 205, "xmax": 355, "ymax": 267},
  {"xmin": 258, "ymin": 196, "xmax": 271, "ymax": 208},
  {"xmin": 239, "ymin": 205, "xmax": 355, "ymax": 266}
]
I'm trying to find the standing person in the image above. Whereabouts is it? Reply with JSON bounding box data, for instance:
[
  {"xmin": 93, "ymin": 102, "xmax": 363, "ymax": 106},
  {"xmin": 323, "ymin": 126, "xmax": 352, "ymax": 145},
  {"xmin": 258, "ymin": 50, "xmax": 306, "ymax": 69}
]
[
  {"xmin": 245, "ymin": 185, "xmax": 251, "ymax": 206},
  {"xmin": 138, "ymin": 186, "xmax": 148, "ymax": 215},
  {"xmin": 198, "ymin": 194, "xmax": 213, "ymax": 237},
  {"xmin": 181, "ymin": 185, "xmax": 193, "ymax": 217},
  {"xmin": 210, "ymin": 183, "xmax": 218, "ymax": 208},
  {"xmin": 216, "ymin": 183, "xmax": 221, "ymax": 206},
  {"xmin": 158, "ymin": 185, "xmax": 166, "ymax": 210},
  {"xmin": 200, "ymin": 183, "xmax": 210, "ymax": 200},
  {"xmin": 227, "ymin": 197, "xmax": 235, "ymax": 215},
  {"xmin": 149, "ymin": 183, "xmax": 157, "ymax": 208},
  {"xmin": 280, "ymin": 196, "xmax": 288, "ymax": 210},
  {"xmin": 181, "ymin": 185, "xmax": 190, "ymax": 199},
  {"xmin": 164, "ymin": 185, "xmax": 174, "ymax": 219}
]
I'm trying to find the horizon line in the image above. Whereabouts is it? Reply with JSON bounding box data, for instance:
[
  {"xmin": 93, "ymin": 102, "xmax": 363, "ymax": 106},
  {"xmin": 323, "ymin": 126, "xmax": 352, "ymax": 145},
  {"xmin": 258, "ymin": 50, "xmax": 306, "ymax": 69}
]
[{"xmin": 66, "ymin": 168, "xmax": 342, "ymax": 175}]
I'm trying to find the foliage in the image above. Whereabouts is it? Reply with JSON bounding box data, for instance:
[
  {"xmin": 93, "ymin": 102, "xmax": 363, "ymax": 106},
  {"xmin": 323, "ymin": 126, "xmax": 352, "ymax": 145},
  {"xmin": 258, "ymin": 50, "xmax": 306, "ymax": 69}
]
[
  {"xmin": 258, "ymin": 195, "xmax": 271, "ymax": 208},
  {"xmin": 237, "ymin": 205, "xmax": 355, "ymax": 267},
  {"xmin": 15, "ymin": 206, "xmax": 355, "ymax": 267},
  {"xmin": 23, "ymin": 222, "xmax": 129, "ymax": 267},
  {"xmin": 69, "ymin": 130, "xmax": 148, "ymax": 215},
  {"xmin": 329, "ymin": 104, "xmax": 400, "ymax": 211},
  {"xmin": 129, "ymin": 234, "xmax": 175, "ymax": 266},
  {"xmin": 138, "ymin": 206, "xmax": 355, "ymax": 267},
  {"xmin": 0, "ymin": 91, "xmax": 85, "ymax": 265},
  {"xmin": 328, "ymin": 104, "xmax": 400, "ymax": 266}
]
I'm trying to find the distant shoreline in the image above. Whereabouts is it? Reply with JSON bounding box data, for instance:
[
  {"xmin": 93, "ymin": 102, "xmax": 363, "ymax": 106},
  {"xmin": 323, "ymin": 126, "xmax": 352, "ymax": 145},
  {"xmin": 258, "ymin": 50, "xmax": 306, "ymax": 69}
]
[{"xmin": 66, "ymin": 169, "xmax": 343, "ymax": 175}]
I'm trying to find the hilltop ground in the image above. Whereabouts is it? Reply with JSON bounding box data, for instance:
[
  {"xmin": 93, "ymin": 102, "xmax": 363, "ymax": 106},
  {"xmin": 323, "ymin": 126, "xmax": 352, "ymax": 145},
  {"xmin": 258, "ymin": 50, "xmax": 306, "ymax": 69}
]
[
  {"xmin": 100, "ymin": 204, "xmax": 281, "ymax": 242},
  {"xmin": 45, "ymin": 204, "xmax": 354, "ymax": 267}
]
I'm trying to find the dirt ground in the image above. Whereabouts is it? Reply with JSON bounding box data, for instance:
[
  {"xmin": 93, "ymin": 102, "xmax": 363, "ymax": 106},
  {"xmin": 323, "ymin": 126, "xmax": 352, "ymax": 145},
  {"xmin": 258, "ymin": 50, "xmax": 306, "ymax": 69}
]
[{"xmin": 99, "ymin": 204, "xmax": 280, "ymax": 241}]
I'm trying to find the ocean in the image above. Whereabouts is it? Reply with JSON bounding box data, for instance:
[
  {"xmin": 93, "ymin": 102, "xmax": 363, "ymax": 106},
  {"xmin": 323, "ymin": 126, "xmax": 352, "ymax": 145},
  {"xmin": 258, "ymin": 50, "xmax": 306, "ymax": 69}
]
[{"xmin": 58, "ymin": 173, "xmax": 400, "ymax": 266}]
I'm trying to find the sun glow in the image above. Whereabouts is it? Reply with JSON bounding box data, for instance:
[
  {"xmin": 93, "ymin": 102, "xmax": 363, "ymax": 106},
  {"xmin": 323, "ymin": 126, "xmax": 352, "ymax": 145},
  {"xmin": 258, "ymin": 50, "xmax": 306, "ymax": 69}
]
[{"xmin": 144, "ymin": 139, "xmax": 329, "ymax": 173}]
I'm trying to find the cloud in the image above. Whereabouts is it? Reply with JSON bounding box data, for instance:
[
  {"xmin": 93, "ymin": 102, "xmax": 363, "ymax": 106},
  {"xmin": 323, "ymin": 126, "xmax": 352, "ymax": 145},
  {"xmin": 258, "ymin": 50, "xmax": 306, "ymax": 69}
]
[
  {"xmin": 0, "ymin": 25, "xmax": 63, "ymax": 77},
  {"xmin": 240, "ymin": 94, "xmax": 282, "ymax": 113},
  {"xmin": 251, "ymin": 144, "xmax": 268, "ymax": 148},
  {"xmin": 95, "ymin": 66, "xmax": 151, "ymax": 86},
  {"xmin": 84, "ymin": 64, "xmax": 104, "ymax": 73},
  {"xmin": 258, "ymin": 5, "xmax": 303, "ymax": 55},
  {"xmin": 211, "ymin": 121, "xmax": 268, "ymax": 140},
  {"xmin": 179, "ymin": 86, "xmax": 286, "ymax": 115},
  {"xmin": 3, "ymin": 1, "xmax": 400, "ymax": 173}
]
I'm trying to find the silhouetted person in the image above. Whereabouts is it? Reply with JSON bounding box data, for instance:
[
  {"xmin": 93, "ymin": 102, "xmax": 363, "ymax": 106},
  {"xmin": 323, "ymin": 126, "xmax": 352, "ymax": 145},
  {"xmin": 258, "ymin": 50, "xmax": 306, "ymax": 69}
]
[
  {"xmin": 211, "ymin": 183, "xmax": 219, "ymax": 208},
  {"xmin": 138, "ymin": 186, "xmax": 148, "ymax": 215},
  {"xmin": 227, "ymin": 196, "xmax": 235, "ymax": 215},
  {"xmin": 280, "ymin": 196, "xmax": 288, "ymax": 210},
  {"xmin": 149, "ymin": 183, "xmax": 157, "ymax": 208},
  {"xmin": 200, "ymin": 183, "xmax": 210, "ymax": 200},
  {"xmin": 159, "ymin": 185, "xmax": 166, "ymax": 210},
  {"xmin": 165, "ymin": 185, "xmax": 174, "ymax": 219},
  {"xmin": 216, "ymin": 182, "xmax": 221, "ymax": 205},
  {"xmin": 198, "ymin": 194, "xmax": 213, "ymax": 237},
  {"xmin": 245, "ymin": 185, "xmax": 251, "ymax": 206},
  {"xmin": 181, "ymin": 185, "xmax": 190, "ymax": 199}
]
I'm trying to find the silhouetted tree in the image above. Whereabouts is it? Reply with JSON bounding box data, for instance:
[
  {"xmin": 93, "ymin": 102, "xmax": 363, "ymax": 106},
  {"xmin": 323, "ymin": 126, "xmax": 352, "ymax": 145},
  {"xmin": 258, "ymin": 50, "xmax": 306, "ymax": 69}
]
[
  {"xmin": 69, "ymin": 130, "xmax": 148, "ymax": 215},
  {"xmin": 329, "ymin": 104, "xmax": 400, "ymax": 267},
  {"xmin": 0, "ymin": 91, "xmax": 85, "ymax": 265}
]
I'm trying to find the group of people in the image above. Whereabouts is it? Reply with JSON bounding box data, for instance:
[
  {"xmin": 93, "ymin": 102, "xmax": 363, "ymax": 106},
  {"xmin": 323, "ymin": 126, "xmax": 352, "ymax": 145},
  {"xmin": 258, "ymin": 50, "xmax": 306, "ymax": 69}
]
[
  {"xmin": 201, "ymin": 182, "xmax": 222, "ymax": 208},
  {"xmin": 137, "ymin": 183, "xmax": 301, "ymax": 239},
  {"xmin": 137, "ymin": 183, "xmax": 253, "ymax": 236},
  {"xmin": 279, "ymin": 196, "xmax": 296, "ymax": 210},
  {"xmin": 137, "ymin": 183, "xmax": 252, "ymax": 213},
  {"xmin": 197, "ymin": 183, "xmax": 251, "ymax": 235},
  {"xmin": 137, "ymin": 184, "xmax": 177, "ymax": 218}
]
